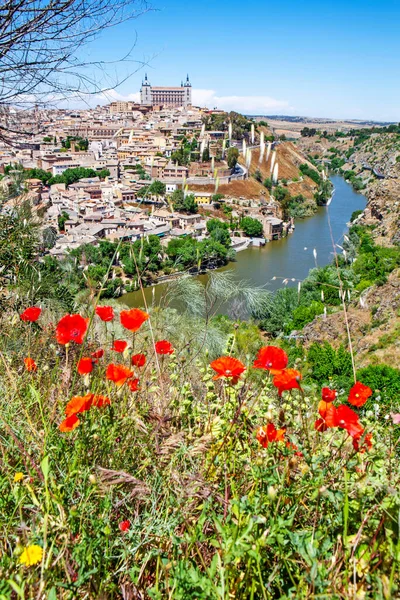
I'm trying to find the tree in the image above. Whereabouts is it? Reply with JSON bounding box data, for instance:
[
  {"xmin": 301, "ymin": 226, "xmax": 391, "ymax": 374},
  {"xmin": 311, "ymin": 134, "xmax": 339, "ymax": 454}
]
[
  {"xmin": 240, "ymin": 217, "xmax": 263, "ymax": 238},
  {"xmin": 0, "ymin": 0, "xmax": 149, "ymax": 144},
  {"xmin": 58, "ymin": 211, "xmax": 70, "ymax": 232},
  {"xmin": 171, "ymin": 148, "xmax": 190, "ymax": 166},
  {"xmin": 42, "ymin": 226, "xmax": 58, "ymax": 249},
  {"xmin": 301, "ymin": 127, "xmax": 317, "ymax": 137},
  {"xmin": 171, "ymin": 190, "xmax": 198, "ymax": 214},
  {"xmin": 227, "ymin": 147, "xmax": 239, "ymax": 169},
  {"xmin": 263, "ymin": 177, "xmax": 272, "ymax": 191},
  {"xmin": 207, "ymin": 219, "xmax": 231, "ymax": 247},
  {"xmin": 202, "ymin": 146, "xmax": 210, "ymax": 162},
  {"xmin": 148, "ymin": 180, "xmax": 166, "ymax": 198},
  {"xmin": 49, "ymin": 167, "xmax": 109, "ymax": 186}
]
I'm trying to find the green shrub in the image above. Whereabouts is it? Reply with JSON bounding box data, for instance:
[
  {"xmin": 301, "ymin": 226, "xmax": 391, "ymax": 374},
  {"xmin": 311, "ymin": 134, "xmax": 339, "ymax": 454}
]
[
  {"xmin": 307, "ymin": 342, "xmax": 353, "ymax": 387},
  {"xmin": 358, "ymin": 365, "xmax": 400, "ymax": 412}
]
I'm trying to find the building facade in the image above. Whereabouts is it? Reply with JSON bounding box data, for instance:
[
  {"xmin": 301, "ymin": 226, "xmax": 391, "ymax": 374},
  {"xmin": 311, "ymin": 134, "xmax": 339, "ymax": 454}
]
[{"xmin": 140, "ymin": 75, "xmax": 192, "ymax": 107}]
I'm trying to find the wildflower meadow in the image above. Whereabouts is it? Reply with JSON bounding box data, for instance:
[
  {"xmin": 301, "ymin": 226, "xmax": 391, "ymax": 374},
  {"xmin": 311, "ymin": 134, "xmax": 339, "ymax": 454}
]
[{"xmin": 0, "ymin": 297, "xmax": 399, "ymax": 599}]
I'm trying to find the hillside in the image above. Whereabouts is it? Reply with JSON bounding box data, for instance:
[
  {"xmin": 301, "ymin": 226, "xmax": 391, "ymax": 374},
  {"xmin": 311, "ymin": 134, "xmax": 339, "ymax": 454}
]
[
  {"xmin": 245, "ymin": 142, "xmax": 319, "ymax": 200},
  {"xmin": 303, "ymin": 269, "xmax": 400, "ymax": 368},
  {"xmin": 189, "ymin": 141, "xmax": 320, "ymax": 210},
  {"xmin": 296, "ymin": 130, "xmax": 400, "ymax": 365}
]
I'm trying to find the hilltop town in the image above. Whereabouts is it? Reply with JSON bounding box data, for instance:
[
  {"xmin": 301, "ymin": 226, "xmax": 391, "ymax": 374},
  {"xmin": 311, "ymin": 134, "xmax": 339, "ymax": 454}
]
[{"xmin": 0, "ymin": 76, "xmax": 328, "ymax": 291}]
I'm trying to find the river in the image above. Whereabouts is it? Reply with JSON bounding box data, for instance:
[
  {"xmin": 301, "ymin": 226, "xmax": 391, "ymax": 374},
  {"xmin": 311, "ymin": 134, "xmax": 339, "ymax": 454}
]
[{"xmin": 120, "ymin": 175, "xmax": 366, "ymax": 310}]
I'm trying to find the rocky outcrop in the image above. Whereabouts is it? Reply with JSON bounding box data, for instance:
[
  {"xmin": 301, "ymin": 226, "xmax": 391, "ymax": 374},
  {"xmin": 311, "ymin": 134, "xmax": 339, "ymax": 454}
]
[{"xmin": 358, "ymin": 162, "xmax": 400, "ymax": 246}]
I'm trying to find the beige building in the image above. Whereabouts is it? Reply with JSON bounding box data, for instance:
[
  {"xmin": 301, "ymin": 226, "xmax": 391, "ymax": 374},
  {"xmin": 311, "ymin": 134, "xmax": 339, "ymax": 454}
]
[{"xmin": 140, "ymin": 74, "xmax": 192, "ymax": 107}]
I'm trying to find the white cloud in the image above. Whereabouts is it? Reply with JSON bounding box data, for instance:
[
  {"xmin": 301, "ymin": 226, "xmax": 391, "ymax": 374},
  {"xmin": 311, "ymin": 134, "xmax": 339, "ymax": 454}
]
[
  {"xmin": 192, "ymin": 89, "xmax": 290, "ymax": 113},
  {"xmin": 96, "ymin": 89, "xmax": 141, "ymax": 104},
  {"xmin": 26, "ymin": 86, "xmax": 290, "ymax": 114}
]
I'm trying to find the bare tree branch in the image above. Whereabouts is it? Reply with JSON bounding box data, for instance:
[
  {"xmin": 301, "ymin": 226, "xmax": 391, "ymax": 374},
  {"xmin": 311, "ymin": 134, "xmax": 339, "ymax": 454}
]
[{"xmin": 0, "ymin": 0, "xmax": 153, "ymax": 143}]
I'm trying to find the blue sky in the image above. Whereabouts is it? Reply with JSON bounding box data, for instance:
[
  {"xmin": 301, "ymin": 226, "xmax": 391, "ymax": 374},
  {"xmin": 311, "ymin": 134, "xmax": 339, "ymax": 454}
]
[{"xmin": 83, "ymin": 0, "xmax": 399, "ymax": 121}]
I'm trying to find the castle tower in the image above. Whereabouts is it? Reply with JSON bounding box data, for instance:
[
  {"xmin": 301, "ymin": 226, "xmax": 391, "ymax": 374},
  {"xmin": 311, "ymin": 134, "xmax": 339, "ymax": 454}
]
[
  {"xmin": 140, "ymin": 74, "xmax": 152, "ymax": 106},
  {"xmin": 183, "ymin": 74, "xmax": 192, "ymax": 107}
]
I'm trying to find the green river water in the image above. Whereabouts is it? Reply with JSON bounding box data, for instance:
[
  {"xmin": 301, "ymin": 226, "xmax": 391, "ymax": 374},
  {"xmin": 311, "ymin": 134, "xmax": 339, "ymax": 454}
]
[{"xmin": 120, "ymin": 175, "xmax": 366, "ymax": 313}]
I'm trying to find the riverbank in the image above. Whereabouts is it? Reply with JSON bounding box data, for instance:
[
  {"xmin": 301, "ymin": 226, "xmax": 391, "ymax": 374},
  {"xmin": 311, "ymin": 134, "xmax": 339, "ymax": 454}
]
[{"xmin": 120, "ymin": 176, "xmax": 366, "ymax": 309}]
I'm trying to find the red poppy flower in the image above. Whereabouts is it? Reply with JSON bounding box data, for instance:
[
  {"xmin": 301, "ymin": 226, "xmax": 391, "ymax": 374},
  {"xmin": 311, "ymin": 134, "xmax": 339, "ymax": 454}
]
[
  {"xmin": 77, "ymin": 357, "xmax": 93, "ymax": 375},
  {"xmin": 91, "ymin": 349, "xmax": 104, "ymax": 361},
  {"xmin": 347, "ymin": 382, "xmax": 373, "ymax": 407},
  {"xmin": 210, "ymin": 356, "xmax": 246, "ymax": 384},
  {"xmin": 127, "ymin": 378, "xmax": 139, "ymax": 392},
  {"xmin": 56, "ymin": 314, "xmax": 88, "ymax": 345},
  {"xmin": 321, "ymin": 387, "xmax": 337, "ymax": 403},
  {"xmin": 155, "ymin": 340, "xmax": 174, "ymax": 355},
  {"xmin": 286, "ymin": 441, "xmax": 303, "ymax": 457},
  {"xmin": 119, "ymin": 520, "xmax": 130, "ymax": 532},
  {"xmin": 314, "ymin": 418, "xmax": 328, "ymax": 432},
  {"xmin": 120, "ymin": 308, "xmax": 149, "ymax": 332},
  {"xmin": 131, "ymin": 353, "xmax": 146, "ymax": 367},
  {"xmin": 256, "ymin": 423, "xmax": 285, "ymax": 448},
  {"xmin": 95, "ymin": 305, "xmax": 114, "ymax": 322},
  {"xmin": 106, "ymin": 363, "xmax": 133, "ymax": 386},
  {"xmin": 318, "ymin": 400, "xmax": 337, "ymax": 427},
  {"xmin": 92, "ymin": 395, "xmax": 111, "ymax": 408},
  {"xmin": 24, "ymin": 357, "xmax": 37, "ymax": 372},
  {"xmin": 272, "ymin": 369, "xmax": 302, "ymax": 396},
  {"xmin": 59, "ymin": 414, "xmax": 80, "ymax": 432},
  {"xmin": 112, "ymin": 340, "xmax": 128, "ymax": 353},
  {"xmin": 20, "ymin": 306, "xmax": 41, "ymax": 322},
  {"xmin": 334, "ymin": 404, "xmax": 364, "ymax": 438},
  {"xmin": 65, "ymin": 393, "xmax": 94, "ymax": 417},
  {"xmin": 253, "ymin": 346, "xmax": 288, "ymax": 373},
  {"xmin": 352, "ymin": 432, "xmax": 372, "ymax": 453}
]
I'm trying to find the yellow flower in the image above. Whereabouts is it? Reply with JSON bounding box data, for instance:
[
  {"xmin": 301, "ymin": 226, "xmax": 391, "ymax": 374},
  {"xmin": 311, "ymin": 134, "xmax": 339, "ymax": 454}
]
[
  {"xmin": 14, "ymin": 472, "xmax": 24, "ymax": 483},
  {"xmin": 19, "ymin": 545, "xmax": 43, "ymax": 566}
]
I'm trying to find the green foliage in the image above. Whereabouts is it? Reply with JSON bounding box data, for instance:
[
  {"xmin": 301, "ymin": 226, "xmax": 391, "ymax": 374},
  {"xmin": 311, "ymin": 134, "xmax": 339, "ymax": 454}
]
[
  {"xmin": 300, "ymin": 127, "xmax": 317, "ymax": 137},
  {"xmin": 207, "ymin": 219, "xmax": 231, "ymax": 247},
  {"xmin": 1, "ymin": 300, "xmax": 399, "ymax": 597},
  {"xmin": 42, "ymin": 226, "xmax": 58, "ymax": 249},
  {"xmin": 202, "ymin": 146, "xmax": 210, "ymax": 162},
  {"xmin": 49, "ymin": 167, "xmax": 109, "ymax": 186},
  {"xmin": 352, "ymin": 238, "xmax": 400, "ymax": 285},
  {"xmin": 358, "ymin": 364, "xmax": 400, "ymax": 411},
  {"xmin": 257, "ymin": 287, "xmax": 299, "ymax": 336},
  {"xmin": 299, "ymin": 163, "xmax": 321, "ymax": 185},
  {"xmin": 211, "ymin": 193, "xmax": 224, "ymax": 203},
  {"xmin": 350, "ymin": 209, "xmax": 363, "ymax": 222},
  {"xmin": 171, "ymin": 190, "xmax": 198, "ymax": 214},
  {"xmin": 263, "ymin": 177, "xmax": 272, "ymax": 190},
  {"xmin": 171, "ymin": 147, "xmax": 191, "ymax": 166},
  {"xmin": 24, "ymin": 168, "xmax": 53, "ymax": 185},
  {"xmin": 148, "ymin": 180, "xmax": 166, "ymax": 197},
  {"xmin": 240, "ymin": 216, "xmax": 263, "ymax": 238},
  {"xmin": 307, "ymin": 342, "xmax": 353, "ymax": 387},
  {"xmin": 202, "ymin": 111, "xmax": 252, "ymax": 140},
  {"xmin": 286, "ymin": 300, "xmax": 324, "ymax": 331},
  {"xmin": 61, "ymin": 135, "xmax": 89, "ymax": 151},
  {"xmin": 57, "ymin": 211, "xmax": 70, "ymax": 232},
  {"xmin": 227, "ymin": 147, "xmax": 239, "ymax": 169}
]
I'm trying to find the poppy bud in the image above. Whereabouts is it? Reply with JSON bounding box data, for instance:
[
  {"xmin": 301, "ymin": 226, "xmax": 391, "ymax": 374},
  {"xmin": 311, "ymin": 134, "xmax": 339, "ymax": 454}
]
[
  {"xmin": 89, "ymin": 474, "xmax": 97, "ymax": 485},
  {"xmin": 267, "ymin": 486, "xmax": 277, "ymax": 501}
]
